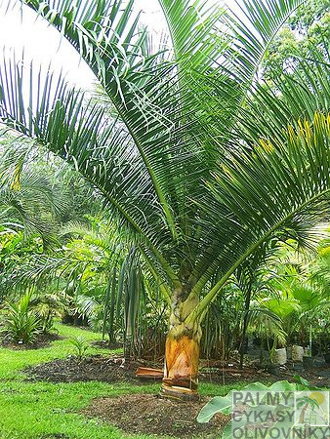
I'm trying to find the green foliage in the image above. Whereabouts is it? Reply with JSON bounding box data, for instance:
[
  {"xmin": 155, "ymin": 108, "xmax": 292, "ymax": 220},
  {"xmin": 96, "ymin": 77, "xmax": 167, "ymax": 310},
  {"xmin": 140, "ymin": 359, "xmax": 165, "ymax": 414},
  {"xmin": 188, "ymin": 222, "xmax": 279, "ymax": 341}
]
[
  {"xmin": 0, "ymin": 146, "xmax": 70, "ymax": 249},
  {"xmin": 2, "ymin": 1, "xmax": 330, "ymax": 387},
  {"xmin": 69, "ymin": 336, "xmax": 90, "ymax": 360},
  {"xmin": 0, "ymin": 321, "xmax": 238, "ymax": 437},
  {"xmin": 201, "ymin": 286, "xmax": 242, "ymax": 359},
  {"xmin": 290, "ymin": 0, "xmax": 330, "ymax": 30},
  {"xmin": 197, "ymin": 377, "xmax": 316, "ymax": 426},
  {"xmin": 0, "ymin": 139, "xmax": 100, "ymax": 309},
  {"xmin": 0, "ymin": 322, "xmax": 152, "ymax": 438},
  {"xmin": 250, "ymin": 238, "xmax": 330, "ymax": 351},
  {"xmin": 3, "ymin": 292, "xmax": 40, "ymax": 344},
  {"xmin": 0, "ymin": 0, "xmax": 327, "ymax": 318},
  {"xmin": 30, "ymin": 290, "xmax": 67, "ymax": 334},
  {"xmin": 11, "ymin": 212, "xmax": 168, "ymax": 360},
  {"xmin": 263, "ymin": 0, "xmax": 330, "ymax": 79}
]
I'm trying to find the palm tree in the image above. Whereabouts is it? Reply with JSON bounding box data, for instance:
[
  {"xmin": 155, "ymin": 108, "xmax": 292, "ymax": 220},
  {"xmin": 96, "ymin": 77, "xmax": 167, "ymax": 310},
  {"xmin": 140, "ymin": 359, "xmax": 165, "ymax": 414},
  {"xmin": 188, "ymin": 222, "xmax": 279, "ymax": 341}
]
[
  {"xmin": 59, "ymin": 219, "xmax": 144, "ymax": 359},
  {"xmin": 1, "ymin": 0, "xmax": 330, "ymax": 399},
  {"xmin": 297, "ymin": 392, "xmax": 324, "ymax": 424},
  {"xmin": 0, "ymin": 154, "xmax": 68, "ymax": 247}
]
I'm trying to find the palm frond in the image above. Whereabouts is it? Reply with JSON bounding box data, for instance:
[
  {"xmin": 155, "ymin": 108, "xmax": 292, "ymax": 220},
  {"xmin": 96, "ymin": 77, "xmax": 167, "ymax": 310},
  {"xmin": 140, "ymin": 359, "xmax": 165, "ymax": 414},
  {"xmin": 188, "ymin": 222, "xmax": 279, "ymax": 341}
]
[
  {"xmin": 223, "ymin": 0, "xmax": 305, "ymax": 86},
  {"xmin": 158, "ymin": 0, "xmax": 226, "ymax": 69},
  {"xmin": 189, "ymin": 111, "xmax": 330, "ymax": 320},
  {"xmin": 21, "ymin": 0, "xmax": 204, "ymax": 241}
]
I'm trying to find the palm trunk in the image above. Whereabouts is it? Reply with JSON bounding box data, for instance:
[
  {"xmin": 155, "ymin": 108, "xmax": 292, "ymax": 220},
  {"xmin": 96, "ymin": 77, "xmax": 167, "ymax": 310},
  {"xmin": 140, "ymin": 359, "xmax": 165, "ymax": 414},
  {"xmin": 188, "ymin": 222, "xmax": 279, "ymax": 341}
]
[
  {"xmin": 161, "ymin": 290, "xmax": 201, "ymax": 400},
  {"xmin": 299, "ymin": 403, "xmax": 310, "ymax": 424},
  {"xmin": 239, "ymin": 286, "xmax": 252, "ymax": 369}
]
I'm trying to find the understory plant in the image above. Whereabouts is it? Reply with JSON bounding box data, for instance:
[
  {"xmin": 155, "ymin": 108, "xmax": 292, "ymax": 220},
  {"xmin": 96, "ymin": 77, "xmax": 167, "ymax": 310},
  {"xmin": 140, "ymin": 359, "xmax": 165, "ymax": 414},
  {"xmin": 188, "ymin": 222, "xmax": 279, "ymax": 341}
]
[
  {"xmin": 2, "ymin": 291, "xmax": 40, "ymax": 344},
  {"xmin": 30, "ymin": 290, "xmax": 67, "ymax": 334},
  {"xmin": 69, "ymin": 336, "xmax": 90, "ymax": 360}
]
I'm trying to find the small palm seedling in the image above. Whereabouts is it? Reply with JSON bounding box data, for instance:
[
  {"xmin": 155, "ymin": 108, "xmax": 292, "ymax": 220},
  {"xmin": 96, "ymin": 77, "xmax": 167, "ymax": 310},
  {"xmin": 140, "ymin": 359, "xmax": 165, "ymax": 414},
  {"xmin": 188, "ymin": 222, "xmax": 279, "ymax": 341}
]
[
  {"xmin": 69, "ymin": 336, "xmax": 90, "ymax": 360},
  {"xmin": 3, "ymin": 292, "xmax": 40, "ymax": 344}
]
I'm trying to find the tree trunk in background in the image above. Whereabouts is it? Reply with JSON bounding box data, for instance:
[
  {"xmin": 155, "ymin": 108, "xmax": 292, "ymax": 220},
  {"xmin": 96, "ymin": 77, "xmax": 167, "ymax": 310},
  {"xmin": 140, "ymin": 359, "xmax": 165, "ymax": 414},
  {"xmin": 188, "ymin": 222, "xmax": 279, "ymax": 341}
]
[
  {"xmin": 161, "ymin": 290, "xmax": 201, "ymax": 400},
  {"xmin": 239, "ymin": 286, "xmax": 252, "ymax": 369},
  {"xmin": 299, "ymin": 402, "xmax": 310, "ymax": 424}
]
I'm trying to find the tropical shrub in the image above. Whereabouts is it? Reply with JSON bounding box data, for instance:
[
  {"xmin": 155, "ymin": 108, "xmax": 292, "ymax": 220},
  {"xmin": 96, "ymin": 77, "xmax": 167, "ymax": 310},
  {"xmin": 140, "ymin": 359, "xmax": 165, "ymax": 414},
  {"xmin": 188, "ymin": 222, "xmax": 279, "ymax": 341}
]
[
  {"xmin": 2, "ymin": 292, "xmax": 40, "ymax": 344},
  {"xmin": 30, "ymin": 290, "xmax": 67, "ymax": 334},
  {"xmin": 69, "ymin": 336, "xmax": 90, "ymax": 360}
]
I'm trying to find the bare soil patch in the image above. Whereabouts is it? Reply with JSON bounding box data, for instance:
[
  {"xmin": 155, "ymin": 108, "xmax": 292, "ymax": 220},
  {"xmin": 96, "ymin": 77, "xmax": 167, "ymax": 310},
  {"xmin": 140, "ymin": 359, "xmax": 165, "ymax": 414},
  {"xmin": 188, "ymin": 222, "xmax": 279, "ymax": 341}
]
[
  {"xmin": 26, "ymin": 355, "xmax": 330, "ymax": 438},
  {"xmin": 27, "ymin": 354, "xmax": 273, "ymax": 385},
  {"xmin": 1, "ymin": 333, "xmax": 62, "ymax": 350},
  {"xmin": 90, "ymin": 339, "xmax": 122, "ymax": 350},
  {"xmin": 26, "ymin": 353, "xmax": 330, "ymax": 389},
  {"xmin": 81, "ymin": 393, "xmax": 229, "ymax": 438},
  {"xmin": 27, "ymin": 355, "xmax": 156, "ymax": 384},
  {"xmin": 26, "ymin": 354, "xmax": 277, "ymax": 385}
]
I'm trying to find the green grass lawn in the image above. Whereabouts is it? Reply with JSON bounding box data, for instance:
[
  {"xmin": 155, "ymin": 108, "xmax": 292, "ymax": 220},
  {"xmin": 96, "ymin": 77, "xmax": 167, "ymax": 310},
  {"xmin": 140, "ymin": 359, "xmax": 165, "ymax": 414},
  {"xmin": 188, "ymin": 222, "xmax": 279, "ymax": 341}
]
[{"xmin": 0, "ymin": 323, "xmax": 240, "ymax": 439}]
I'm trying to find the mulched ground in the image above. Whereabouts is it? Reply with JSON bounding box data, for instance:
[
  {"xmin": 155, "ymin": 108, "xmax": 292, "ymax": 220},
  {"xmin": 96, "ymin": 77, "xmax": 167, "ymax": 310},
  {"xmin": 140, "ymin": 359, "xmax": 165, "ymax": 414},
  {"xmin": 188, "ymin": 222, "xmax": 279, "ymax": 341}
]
[
  {"xmin": 26, "ymin": 354, "xmax": 275, "ymax": 385},
  {"xmin": 24, "ymin": 350, "xmax": 330, "ymax": 438},
  {"xmin": 27, "ymin": 355, "xmax": 146, "ymax": 384},
  {"xmin": 1, "ymin": 333, "xmax": 62, "ymax": 350},
  {"xmin": 81, "ymin": 393, "xmax": 229, "ymax": 438},
  {"xmin": 91, "ymin": 339, "xmax": 122, "ymax": 350},
  {"xmin": 27, "ymin": 356, "xmax": 231, "ymax": 437},
  {"xmin": 26, "ymin": 353, "xmax": 330, "ymax": 387}
]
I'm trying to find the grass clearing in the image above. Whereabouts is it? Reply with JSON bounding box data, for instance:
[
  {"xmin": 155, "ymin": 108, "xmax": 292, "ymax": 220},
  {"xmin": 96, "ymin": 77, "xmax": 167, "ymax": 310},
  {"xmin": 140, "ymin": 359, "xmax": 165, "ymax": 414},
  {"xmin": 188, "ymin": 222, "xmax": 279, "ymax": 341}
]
[{"xmin": 0, "ymin": 323, "xmax": 239, "ymax": 438}]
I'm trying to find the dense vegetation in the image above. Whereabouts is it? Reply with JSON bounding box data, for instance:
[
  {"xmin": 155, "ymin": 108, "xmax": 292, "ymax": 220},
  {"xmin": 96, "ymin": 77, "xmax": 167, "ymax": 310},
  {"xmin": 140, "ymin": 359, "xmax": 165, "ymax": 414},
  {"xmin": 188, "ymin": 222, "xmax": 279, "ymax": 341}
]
[{"xmin": 0, "ymin": 0, "xmax": 330, "ymax": 431}]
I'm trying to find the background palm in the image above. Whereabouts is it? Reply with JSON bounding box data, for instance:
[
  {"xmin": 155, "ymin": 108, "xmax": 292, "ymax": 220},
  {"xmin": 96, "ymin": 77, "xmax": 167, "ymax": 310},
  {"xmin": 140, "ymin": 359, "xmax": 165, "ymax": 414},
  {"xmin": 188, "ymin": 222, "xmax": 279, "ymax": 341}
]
[
  {"xmin": 297, "ymin": 395, "xmax": 321, "ymax": 424},
  {"xmin": 1, "ymin": 0, "xmax": 330, "ymax": 398}
]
